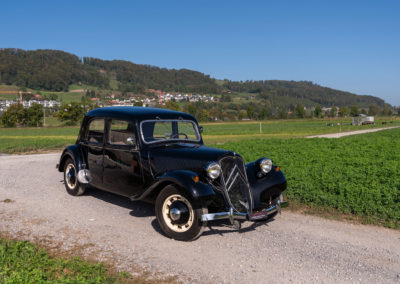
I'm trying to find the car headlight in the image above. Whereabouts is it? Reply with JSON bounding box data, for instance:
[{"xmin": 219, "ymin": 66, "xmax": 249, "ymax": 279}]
[
  {"xmin": 206, "ymin": 162, "xmax": 221, "ymax": 180},
  {"xmin": 259, "ymin": 158, "xmax": 272, "ymax": 174}
]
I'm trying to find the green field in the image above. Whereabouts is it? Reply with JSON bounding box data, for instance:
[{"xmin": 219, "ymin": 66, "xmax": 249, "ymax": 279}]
[
  {"xmin": 0, "ymin": 119, "xmax": 399, "ymax": 153},
  {"xmin": 214, "ymin": 128, "xmax": 400, "ymax": 229}
]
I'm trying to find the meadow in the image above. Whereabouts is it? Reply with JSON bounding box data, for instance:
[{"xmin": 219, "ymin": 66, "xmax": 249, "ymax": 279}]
[{"xmin": 1, "ymin": 118, "xmax": 399, "ymax": 153}]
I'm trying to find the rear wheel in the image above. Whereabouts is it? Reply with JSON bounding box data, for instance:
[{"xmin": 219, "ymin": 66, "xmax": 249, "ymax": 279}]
[
  {"xmin": 155, "ymin": 185, "xmax": 207, "ymax": 241},
  {"xmin": 63, "ymin": 158, "xmax": 85, "ymax": 196}
]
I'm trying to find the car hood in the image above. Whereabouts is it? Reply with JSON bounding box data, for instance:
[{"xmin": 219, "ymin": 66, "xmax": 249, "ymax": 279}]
[{"xmin": 148, "ymin": 143, "xmax": 234, "ymax": 176}]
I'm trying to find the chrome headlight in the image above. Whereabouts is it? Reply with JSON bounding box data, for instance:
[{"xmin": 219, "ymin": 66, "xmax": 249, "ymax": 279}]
[
  {"xmin": 206, "ymin": 162, "xmax": 221, "ymax": 180},
  {"xmin": 259, "ymin": 158, "xmax": 272, "ymax": 174}
]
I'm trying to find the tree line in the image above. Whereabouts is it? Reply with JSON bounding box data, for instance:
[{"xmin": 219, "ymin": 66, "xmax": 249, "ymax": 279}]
[{"xmin": 0, "ymin": 48, "xmax": 389, "ymax": 109}]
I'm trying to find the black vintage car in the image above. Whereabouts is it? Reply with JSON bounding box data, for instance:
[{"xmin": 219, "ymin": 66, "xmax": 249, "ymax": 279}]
[{"xmin": 57, "ymin": 107, "xmax": 287, "ymax": 241}]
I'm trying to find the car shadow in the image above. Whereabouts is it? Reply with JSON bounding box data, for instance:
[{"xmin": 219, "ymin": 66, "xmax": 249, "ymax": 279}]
[
  {"xmin": 82, "ymin": 187, "xmax": 276, "ymax": 239},
  {"xmin": 202, "ymin": 218, "xmax": 275, "ymax": 237},
  {"xmin": 86, "ymin": 187, "xmax": 155, "ymax": 218}
]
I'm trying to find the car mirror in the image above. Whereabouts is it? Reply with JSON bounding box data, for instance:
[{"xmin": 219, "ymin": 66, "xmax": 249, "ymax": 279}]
[
  {"xmin": 126, "ymin": 136, "xmax": 136, "ymax": 146},
  {"xmin": 199, "ymin": 126, "xmax": 203, "ymax": 133}
]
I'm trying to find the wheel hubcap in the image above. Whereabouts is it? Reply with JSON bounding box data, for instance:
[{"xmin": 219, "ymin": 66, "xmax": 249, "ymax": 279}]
[{"xmin": 162, "ymin": 194, "xmax": 194, "ymax": 233}]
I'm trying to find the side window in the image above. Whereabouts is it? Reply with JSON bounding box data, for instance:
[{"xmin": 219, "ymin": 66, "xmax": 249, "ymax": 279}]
[
  {"xmin": 109, "ymin": 120, "xmax": 136, "ymax": 146},
  {"xmin": 86, "ymin": 119, "xmax": 105, "ymax": 143}
]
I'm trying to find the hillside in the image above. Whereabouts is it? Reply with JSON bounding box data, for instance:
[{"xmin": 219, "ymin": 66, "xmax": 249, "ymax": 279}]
[{"xmin": 0, "ymin": 48, "xmax": 385, "ymax": 107}]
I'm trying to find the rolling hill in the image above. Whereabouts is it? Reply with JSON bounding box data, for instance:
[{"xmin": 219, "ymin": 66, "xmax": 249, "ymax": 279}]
[{"xmin": 0, "ymin": 48, "xmax": 385, "ymax": 108}]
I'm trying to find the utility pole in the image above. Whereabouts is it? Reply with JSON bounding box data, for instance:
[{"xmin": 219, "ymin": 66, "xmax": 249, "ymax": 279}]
[{"xmin": 43, "ymin": 107, "xmax": 46, "ymax": 127}]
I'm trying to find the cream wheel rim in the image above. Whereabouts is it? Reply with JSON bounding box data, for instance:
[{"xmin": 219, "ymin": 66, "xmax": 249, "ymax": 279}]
[
  {"xmin": 162, "ymin": 194, "xmax": 194, "ymax": 233},
  {"xmin": 65, "ymin": 163, "xmax": 77, "ymax": 189}
]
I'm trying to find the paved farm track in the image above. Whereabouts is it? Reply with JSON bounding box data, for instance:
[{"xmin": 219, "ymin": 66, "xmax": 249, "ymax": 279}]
[{"xmin": 0, "ymin": 154, "xmax": 399, "ymax": 283}]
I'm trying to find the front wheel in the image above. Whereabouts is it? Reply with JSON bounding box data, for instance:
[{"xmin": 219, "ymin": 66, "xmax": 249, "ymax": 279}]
[{"xmin": 155, "ymin": 185, "xmax": 207, "ymax": 241}]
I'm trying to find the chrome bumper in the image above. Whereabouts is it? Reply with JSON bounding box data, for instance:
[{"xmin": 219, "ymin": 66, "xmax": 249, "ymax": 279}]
[{"xmin": 201, "ymin": 200, "xmax": 289, "ymax": 223}]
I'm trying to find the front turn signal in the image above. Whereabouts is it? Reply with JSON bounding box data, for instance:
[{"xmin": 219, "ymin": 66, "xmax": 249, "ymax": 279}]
[
  {"xmin": 275, "ymin": 166, "xmax": 280, "ymax": 172},
  {"xmin": 193, "ymin": 175, "xmax": 200, "ymax": 183}
]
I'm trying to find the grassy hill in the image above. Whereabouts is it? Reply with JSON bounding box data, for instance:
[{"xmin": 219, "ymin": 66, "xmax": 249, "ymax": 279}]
[{"xmin": 0, "ymin": 48, "xmax": 387, "ymax": 108}]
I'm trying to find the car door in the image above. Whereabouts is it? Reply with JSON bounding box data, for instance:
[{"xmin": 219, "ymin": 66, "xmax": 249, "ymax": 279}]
[
  {"xmin": 103, "ymin": 119, "xmax": 143, "ymax": 197},
  {"xmin": 80, "ymin": 118, "xmax": 105, "ymax": 189}
]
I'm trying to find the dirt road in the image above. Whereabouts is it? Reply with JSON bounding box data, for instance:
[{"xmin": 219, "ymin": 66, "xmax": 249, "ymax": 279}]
[
  {"xmin": 306, "ymin": 126, "xmax": 399, "ymax": 138},
  {"xmin": 1, "ymin": 154, "xmax": 399, "ymax": 283}
]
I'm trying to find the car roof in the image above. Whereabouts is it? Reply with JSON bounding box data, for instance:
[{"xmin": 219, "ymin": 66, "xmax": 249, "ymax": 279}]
[{"xmin": 86, "ymin": 106, "xmax": 197, "ymax": 122}]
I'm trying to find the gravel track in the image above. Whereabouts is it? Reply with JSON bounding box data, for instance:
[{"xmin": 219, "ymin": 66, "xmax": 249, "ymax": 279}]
[
  {"xmin": 1, "ymin": 153, "xmax": 399, "ymax": 283},
  {"xmin": 306, "ymin": 126, "xmax": 399, "ymax": 138}
]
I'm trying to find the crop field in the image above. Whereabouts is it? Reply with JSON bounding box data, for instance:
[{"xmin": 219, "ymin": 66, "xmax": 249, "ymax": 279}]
[
  {"xmin": 201, "ymin": 118, "xmax": 399, "ymax": 143},
  {"xmin": 1, "ymin": 118, "xmax": 398, "ymax": 153},
  {"xmin": 214, "ymin": 127, "xmax": 400, "ymax": 229}
]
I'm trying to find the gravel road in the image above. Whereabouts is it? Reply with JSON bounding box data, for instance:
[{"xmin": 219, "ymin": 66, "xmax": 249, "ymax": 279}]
[
  {"xmin": 1, "ymin": 153, "xmax": 399, "ymax": 283},
  {"xmin": 306, "ymin": 126, "xmax": 399, "ymax": 138}
]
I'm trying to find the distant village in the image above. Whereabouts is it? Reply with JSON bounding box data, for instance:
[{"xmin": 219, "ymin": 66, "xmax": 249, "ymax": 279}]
[{"xmin": 0, "ymin": 89, "xmax": 216, "ymax": 114}]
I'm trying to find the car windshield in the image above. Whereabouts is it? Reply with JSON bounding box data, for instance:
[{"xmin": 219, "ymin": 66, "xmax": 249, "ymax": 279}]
[{"xmin": 140, "ymin": 120, "xmax": 201, "ymax": 144}]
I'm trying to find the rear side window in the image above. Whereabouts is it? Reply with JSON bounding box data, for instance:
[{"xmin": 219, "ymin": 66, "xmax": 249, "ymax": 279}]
[
  {"xmin": 109, "ymin": 120, "xmax": 136, "ymax": 145},
  {"xmin": 86, "ymin": 119, "xmax": 104, "ymax": 143}
]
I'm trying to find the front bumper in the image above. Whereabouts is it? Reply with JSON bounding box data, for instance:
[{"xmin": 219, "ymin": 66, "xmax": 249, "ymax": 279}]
[{"xmin": 201, "ymin": 200, "xmax": 289, "ymax": 223}]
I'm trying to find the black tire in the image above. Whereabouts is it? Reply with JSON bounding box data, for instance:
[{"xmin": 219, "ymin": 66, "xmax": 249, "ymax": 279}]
[
  {"xmin": 155, "ymin": 185, "xmax": 207, "ymax": 241},
  {"xmin": 63, "ymin": 158, "xmax": 85, "ymax": 196}
]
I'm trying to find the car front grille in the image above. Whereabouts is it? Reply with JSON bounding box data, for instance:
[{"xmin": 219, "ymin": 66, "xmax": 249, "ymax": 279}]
[{"xmin": 219, "ymin": 155, "xmax": 253, "ymax": 213}]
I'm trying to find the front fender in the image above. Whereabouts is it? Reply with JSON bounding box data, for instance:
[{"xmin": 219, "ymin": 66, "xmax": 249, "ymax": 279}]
[
  {"xmin": 57, "ymin": 145, "xmax": 84, "ymax": 172},
  {"xmin": 133, "ymin": 170, "xmax": 216, "ymax": 204},
  {"xmin": 246, "ymin": 161, "xmax": 287, "ymax": 208}
]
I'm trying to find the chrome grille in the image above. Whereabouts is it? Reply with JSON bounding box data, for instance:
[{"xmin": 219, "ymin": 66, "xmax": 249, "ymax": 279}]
[{"xmin": 219, "ymin": 156, "xmax": 253, "ymax": 213}]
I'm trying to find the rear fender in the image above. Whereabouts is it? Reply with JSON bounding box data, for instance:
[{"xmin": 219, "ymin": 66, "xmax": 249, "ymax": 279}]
[{"xmin": 58, "ymin": 145, "xmax": 84, "ymax": 172}]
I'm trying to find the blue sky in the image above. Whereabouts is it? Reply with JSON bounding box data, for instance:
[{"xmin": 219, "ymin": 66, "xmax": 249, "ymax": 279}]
[{"xmin": 1, "ymin": 0, "xmax": 399, "ymax": 105}]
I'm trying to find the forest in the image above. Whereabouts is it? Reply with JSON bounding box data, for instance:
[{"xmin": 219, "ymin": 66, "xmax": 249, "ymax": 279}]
[{"xmin": 0, "ymin": 48, "xmax": 386, "ymax": 108}]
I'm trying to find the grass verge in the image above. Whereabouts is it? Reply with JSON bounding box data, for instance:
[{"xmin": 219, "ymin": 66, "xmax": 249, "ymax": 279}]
[{"xmin": 0, "ymin": 237, "xmax": 178, "ymax": 283}]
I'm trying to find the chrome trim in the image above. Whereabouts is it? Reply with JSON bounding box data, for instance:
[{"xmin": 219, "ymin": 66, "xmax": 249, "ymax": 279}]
[
  {"xmin": 219, "ymin": 155, "xmax": 254, "ymax": 213},
  {"xmin": 201, "ymin": 201, "xmax": 289, "ymax": 222},
  {"xmin": 201, "ymin": 208, "xmax": 247, "ymax": 222}
]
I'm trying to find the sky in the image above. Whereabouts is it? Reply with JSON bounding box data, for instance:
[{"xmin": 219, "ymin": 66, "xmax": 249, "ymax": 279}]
[{"xmin": 1, "ymin": 0, "xmax": 399, "ymax": 105}]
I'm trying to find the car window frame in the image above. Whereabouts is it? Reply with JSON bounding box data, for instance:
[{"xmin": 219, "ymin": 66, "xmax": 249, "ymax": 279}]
[
  {"xmin": 139, "ymin": 119, "xmax": 201, "ymax": 145},
  {"xmin": 105, "ymin": 118, "xmax": 138, "ymax": 150},
  {"xmin": 84, "ymin": 118, "xmax": 106, "ymax": 145}
]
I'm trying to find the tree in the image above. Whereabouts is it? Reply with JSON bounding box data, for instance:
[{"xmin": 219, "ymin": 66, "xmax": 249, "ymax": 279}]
[
  {"xmin": 246, "ymin": 106, "xmax": 255, "ymax": 119},
  {"xmin": 57, "ymin": 102, "xmax": 86, "ymax": 125},
  {"xmin": 220, "ymin": 94, "xmax": 232, "ymax": 102},
  {"xmin": 314, "ymin": 106, "xmax": 322, "ymax": 118},
  {"xmin": 1, "ymin": 104, "xmax": 27, "ymax": 127},
  {"xmin": 48, "ymin": 93, "xmax": 58, "ymax": 101},
  {"xmin": 26, "ymin": 103, "xmax": 43, "ymax": 127},
  {"xmin": 199, "ymin": 109, "xmax": 210, "ymax": 121},
  {"xmin": 381, "ymin": 104, "xmax": 393, "ymax": 116},
  {"xmin": 330, "ymin": 106, "xmax": 337, "ymax": 117},
  {"xmin": 295, "ymin": 105, "xmax": 305, "ymax": 118},
  {"xmin": 164, "ymin": 101, "xmax": 180, "ymax": 111},
  {"xmin": 350, "ymin": 105, "xmax": 359, "ymax": 117},
  {"xmin": 339, "ymin": 106, "xmax": 350, "ymax": 117},
  {"xmin": 238, "ymin": 110, "xmax": 247, "ymax": 120},
  {"xmin": 368, "ymin": 103, "xmax": 380, "ymax": 116}
]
